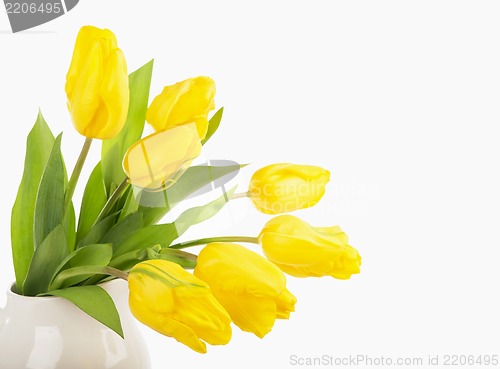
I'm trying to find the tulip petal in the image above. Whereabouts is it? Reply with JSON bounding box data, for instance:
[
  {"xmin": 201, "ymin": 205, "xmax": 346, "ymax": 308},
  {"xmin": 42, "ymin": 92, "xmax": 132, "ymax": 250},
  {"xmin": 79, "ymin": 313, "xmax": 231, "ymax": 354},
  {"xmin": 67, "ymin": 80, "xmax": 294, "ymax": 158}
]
[
  {"xmin": 194, "ymin": 243, "xmax": 296, "ymax": 339},
  {"xmin": 128, "ymin": 260, "xmax": 232, "ymax": 353},
  {"xmin": 146, "ymin": 79, "xmax": 193, "ymax": 132},
  {"xmin": 166, "ymin": 77, "xmax": 215, "ymax": 136},
  {"xmin": 65, "ymin": 26, "xmax": 129, "ymax": 139},
  {"xmin": 315, "ymin": 226, "xmax": 349, "ymax": 244},
  {"xmin": 172, "ymin": 293, "xmax": 232, "ymax": 346},
  {"xmin": 129, "ymin": 296, "xmax": 207, "ymax": 353},
  {"xmin": 249, "ymin": 163, "xmax": 330, "ymax": 214},
  {"xmin": 123, "ymin": 125, "xmax": 202, "ymax": 191},
  {"xmin": 192, "ymin": 115, "xmax": 210, "ymax": 139},
  {"xmin": 160, "ymin": 317, "xmax": 208, "ymax": 354},
  {"xmin": 146, "ymin": 76, "xmax": 216, "ymax": 139},
  {"xmin": 195, "ymin": 243, "xmax": 286, "ymax": 297},
  {"xmin": 275, "ymin": 288, "xmax": 297, "ymax": 319},
  {"xmin": 69, "ymin": 40, "xmax": 103, "ymax": 135},
  {"xmin": 214, "ymin": 291, "xmax": 277, "ymax": 339},
  {"xmin": 66, "ymin": 26, "xmax": 117, "ymax": 99},
  {"xmin": 259, "ymin": 215, "xmax": 362, "ymax": 279},
  {"xmin": 330, "ymin": 245, "xmax": 362, "ymax": 280},
  {"xmin": 128, "ymin": 271, "xmax": 175, "ymax": 314},
  {"xmin": 87, "ymin": 49, "xmax": 129, "ymax": 139}
]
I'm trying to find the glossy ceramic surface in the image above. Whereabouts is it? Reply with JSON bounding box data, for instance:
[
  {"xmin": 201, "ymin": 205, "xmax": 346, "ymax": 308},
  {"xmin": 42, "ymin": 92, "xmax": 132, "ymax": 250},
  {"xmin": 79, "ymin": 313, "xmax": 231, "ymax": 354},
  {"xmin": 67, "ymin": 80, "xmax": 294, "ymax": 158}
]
[{"xmin": 0, "ymin": 279, "xmax": 151, "ymax": 369}]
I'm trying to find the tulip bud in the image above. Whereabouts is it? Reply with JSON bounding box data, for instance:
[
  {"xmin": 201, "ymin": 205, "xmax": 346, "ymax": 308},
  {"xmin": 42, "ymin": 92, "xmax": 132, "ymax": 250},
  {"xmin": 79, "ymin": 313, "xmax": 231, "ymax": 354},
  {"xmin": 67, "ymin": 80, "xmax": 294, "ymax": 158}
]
[
  {"xmin": 248, "ymin": 163, "xmax": 330, "ymax": 214},
  {"xmin": 146, "ymin": 76, "xmax": 216, "ymax": 139},
  {"xmin": 128, "ymin": 260, "xmax": 232, "ymax": 353},
  {"xmin": 194, "ymin": 243, "xmax": 296, "ymax": 338},
  {"xmin": 123, "ymin": 124, "xmax": 202, "ymax": 191},
  {"xmin": 259, "ymin": 215, "xmax": 361, "ymax": 279},
  {"xmin": 65, "ymin": 26, "xmax": 129, "ymax": 139}
]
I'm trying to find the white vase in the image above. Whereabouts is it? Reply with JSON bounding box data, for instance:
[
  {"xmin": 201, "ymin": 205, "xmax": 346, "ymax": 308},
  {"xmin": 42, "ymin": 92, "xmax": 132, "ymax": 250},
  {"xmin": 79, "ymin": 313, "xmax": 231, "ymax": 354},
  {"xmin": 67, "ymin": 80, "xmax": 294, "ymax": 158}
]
[{"xmin": 0, "ymin": 279, "xmax": 151, "ymax": 369}]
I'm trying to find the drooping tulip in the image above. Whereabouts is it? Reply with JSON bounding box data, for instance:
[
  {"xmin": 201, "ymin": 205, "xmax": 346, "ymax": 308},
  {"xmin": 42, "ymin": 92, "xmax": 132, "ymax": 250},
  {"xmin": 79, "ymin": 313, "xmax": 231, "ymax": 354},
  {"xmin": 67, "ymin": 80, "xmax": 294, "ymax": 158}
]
[
  {"xmin": 128, "ymin": 260, "xmax": 232, "ymax": 353},
  {"xmin": 194, "ymin": 243, "xmax": 296, "ymax": 338},
  {"xmin": 123, "ymin": 124, "xmax": 202, "ymax": 191},
  {"xmin": 259, "ymin": 215, "xmax": 361, "ymax": 279},
  {"xmin": 248, "ymin": 163, "xmax": 330, "ymax": 214}
]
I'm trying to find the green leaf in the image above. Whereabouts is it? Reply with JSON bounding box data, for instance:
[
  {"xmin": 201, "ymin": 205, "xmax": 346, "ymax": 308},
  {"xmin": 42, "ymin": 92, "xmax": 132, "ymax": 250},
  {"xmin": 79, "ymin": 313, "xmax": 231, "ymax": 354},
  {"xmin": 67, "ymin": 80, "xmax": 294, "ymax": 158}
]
[
  {"xmin": 45, "ymin": 286, "xmax": 124, "ymax": 338},
  {"xmin": 23, "ymin": 225, "xmax": 69, "ymax": 296},
  {"xmin": 11, "ymin": 112, "xmax": 55, "ymax": 291},
  {"xmin": 118, "ymin": 187, "xmax": 140, "ymax": 222},
  {"xmin": 113, "ymin": 186, "xmax": 236, "ymax": 257},
  {"xmin": 102, "ymin": 60, "xmax": 154, "ymax": 192},
  {"xmin": 76, "ymin": 164, "xmax": 107, "ymax": 244},
  {"xmin": 33, "ymin": 134, "xmax": 65, "ymax": 250},
  {"xmin": 115, "ymin": 184, "xmax": 131, "ymax": 211},
  {"xmin": 60, "ymin": 244, "xmax": 113, "ymax": 270},
  {"xmin": 77, "ymin": 213, "xmax": 117, "ymax": 248},
  {"xmin": 60, "ymin": 139, "xmax": 75, "ymax": 252},
  {"xmin": 108, "ymin": 246, "xmax": 196, "ymax": 273},
  {"xmin": 50, "ymin": 244, "xmax": 113, "ymax": 289},
  {"xmin": 63, "ymin": 203, "xmax": 76, "ymax": 252},
  {"xmin": 173, "ymin": 186, "xmax": 236, "ymax": 235},
  {"xmin": 112, "ymin": 246, "xmax": 197, "ymax": 269},
  {"xmin": 201, "ymin": 107, "xmax": 224, "ymax": 145},
  {"xmin": 51, "ymin": 266, "xmax": 111, "ymax": 288},
  {"xmin": 108, "ymin": 249, "xmax": 149, "ymax": 272},
  {"xmin": 90, "ymin": 246, "xmax": 156, "ymax": 285},
  {"xmin": 101, "ymin": 212, "xmax": 144, "ymax": 246},
  {"xmin": 112, "ymin": 223, "xmax": 177, "ymax": 258},
  {"xmin": 139, "ymin": 163, "xmax": 243, "ymax": 225}
]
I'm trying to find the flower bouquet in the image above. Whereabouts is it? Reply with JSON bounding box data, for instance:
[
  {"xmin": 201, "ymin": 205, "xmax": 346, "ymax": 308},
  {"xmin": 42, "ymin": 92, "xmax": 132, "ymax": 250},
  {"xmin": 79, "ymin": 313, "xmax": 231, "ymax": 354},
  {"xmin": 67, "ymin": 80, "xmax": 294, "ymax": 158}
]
[{"xmin": 5, "ymin": 26, "xmax": 362, "ymax": 357}]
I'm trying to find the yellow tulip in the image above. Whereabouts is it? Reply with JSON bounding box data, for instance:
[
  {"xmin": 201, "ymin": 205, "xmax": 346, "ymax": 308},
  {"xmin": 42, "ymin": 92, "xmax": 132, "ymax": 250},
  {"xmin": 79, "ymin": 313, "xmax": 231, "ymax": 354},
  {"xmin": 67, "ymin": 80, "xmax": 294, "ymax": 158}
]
[
  {"xmin": 65, "ymin": 26, "xmax": 129, "ymax": 139},
  {"xmin": 259, "ymin": 215, "xmax": 361, "ymax": 279},
  {"xmin": 194, "ymin": 243, "xmax": 296, "ymax": 338},
  {"xmin": 128, "ymin": 260, "xmax": 232, "ymax": 353},
  {"xmin": 122, "ymin": 124, "xmax": 202, "ymax": 191},
  {"xmin": 248, "ymin": 163, "xmax": 330, "ymax": 214},
  {"xmin": 146, "ymin": 76, "xmax": 216, "ymax": 139}
]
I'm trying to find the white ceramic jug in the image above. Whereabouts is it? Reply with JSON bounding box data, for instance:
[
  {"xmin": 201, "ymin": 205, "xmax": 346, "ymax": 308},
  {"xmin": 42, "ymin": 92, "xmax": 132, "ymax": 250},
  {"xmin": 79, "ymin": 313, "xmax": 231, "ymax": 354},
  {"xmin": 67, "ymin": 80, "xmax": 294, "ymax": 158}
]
[{"xmin": 0, "ymin": 279, "xmax": 151, "ymax": 369}]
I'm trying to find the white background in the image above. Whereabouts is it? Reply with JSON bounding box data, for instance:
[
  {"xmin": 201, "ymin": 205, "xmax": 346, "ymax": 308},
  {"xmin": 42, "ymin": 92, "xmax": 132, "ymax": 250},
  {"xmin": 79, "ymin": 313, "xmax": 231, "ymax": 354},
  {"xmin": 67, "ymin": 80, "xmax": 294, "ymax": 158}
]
[{"xmin": 1, "ymin": 1, "xmax": 500, "ymax": 368}]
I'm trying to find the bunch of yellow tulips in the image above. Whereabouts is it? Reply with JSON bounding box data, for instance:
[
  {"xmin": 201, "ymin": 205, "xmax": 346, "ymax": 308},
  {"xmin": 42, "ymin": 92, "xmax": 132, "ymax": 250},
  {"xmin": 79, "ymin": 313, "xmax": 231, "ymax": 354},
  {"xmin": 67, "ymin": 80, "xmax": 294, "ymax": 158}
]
[{"xmin": 12, "ymin": 26, "xmax": 361, "ymax": 355}]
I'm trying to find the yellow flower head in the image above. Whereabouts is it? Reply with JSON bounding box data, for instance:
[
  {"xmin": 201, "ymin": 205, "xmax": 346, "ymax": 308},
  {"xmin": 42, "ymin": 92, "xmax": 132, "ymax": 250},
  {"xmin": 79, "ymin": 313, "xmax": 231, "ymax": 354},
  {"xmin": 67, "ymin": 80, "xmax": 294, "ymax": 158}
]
[
  {"xmin": 259, "ymin": 215, "xmax": 362, "ymax": 279},
  {"xmin": 123, "ymin": 124, "xmax": 202, "ymax": 191},
  {"xmin": 248, "ymin": 163, "xmax": 330, "ymax": 214},
  {"xmin": 65, "ymin": 26, "xmax": 129, "ymax": 139},
  {"xmin": 128, "ymin": 260, "xmax": 232, "ymax": 353},
  {"xmin": 146, "ymin": 76, "xmax": 216, "ymax": 139},
  {"xmin": 194, "ymin": 243, "xmax": 296, "ymax": 338}
]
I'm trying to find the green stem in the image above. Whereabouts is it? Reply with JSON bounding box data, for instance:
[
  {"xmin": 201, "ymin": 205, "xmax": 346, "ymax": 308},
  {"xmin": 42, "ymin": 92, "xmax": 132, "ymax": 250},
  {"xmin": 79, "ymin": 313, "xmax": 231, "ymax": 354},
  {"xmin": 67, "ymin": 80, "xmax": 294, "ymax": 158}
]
[
  {"xmin": 94, "ymin": 177, "xmax": 130, "ymax": 226},
  {"xmin": 64, "ymin": 138, "xmax": 93, "ymax": 213},
  {"xmin": 231, "ymin": 191, "xmax": 250, "ymax": 199},
  {"xmin": 170, "ymin": 236, "xmax": 259, "ymax": 249},
  {"xmin": 103, "ymin": 266, "xmax": 129, "ymax": 281},
  {"xmin": 49, "ymin": 266, "xmax": 128, "ymax": 291}
]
